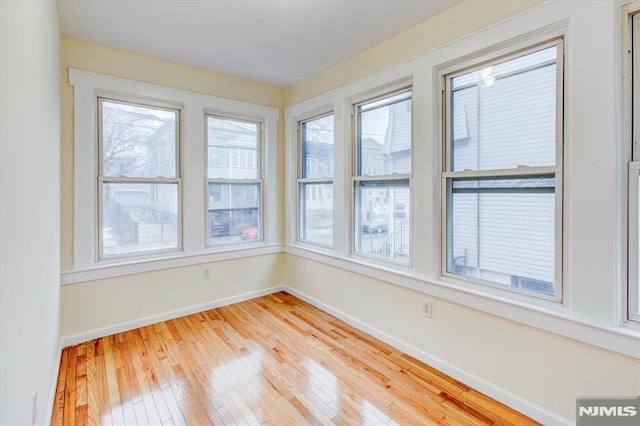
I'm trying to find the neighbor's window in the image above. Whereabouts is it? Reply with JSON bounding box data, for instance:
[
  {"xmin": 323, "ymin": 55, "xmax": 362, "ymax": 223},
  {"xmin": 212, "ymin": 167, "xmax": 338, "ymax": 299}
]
[
  {"xmin": 443, "ymin": 40, "xmax": 563, "ymax": 299},
  {"xmin": 354, "ymin": 89, "xmax": 412, "ymax": 264},
  {"xmin": 628, "ymin": 12, "xmax": 640, "ymax": 322},
  {"xmin": 206, "ymin": 115, "xmax": 262, "ymax": 245},
  {"xmin": 98, "ymin": 98, "xmax": 181, "ymax": 258},
  {"xmin": 299, "ymin": 113, "xmax": 334, "ymax": 246}
]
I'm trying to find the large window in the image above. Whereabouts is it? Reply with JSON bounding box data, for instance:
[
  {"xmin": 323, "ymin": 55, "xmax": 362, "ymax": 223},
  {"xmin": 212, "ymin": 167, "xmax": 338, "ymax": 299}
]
[
  {"xmin": 443, "ymin": 40, "xmax": 563, "ymax": 299},
  {"xmin": 628, "ymin": 12, "xmax": 640, "ymax": 322},
  {"xmin": 206, "ymin": 115, "xmax": 262, "ymax": 245},
  {"xmin": 354, "ymin": 89, "xmax": 412, "ymax": 263},
  {"xmin": 98, "ymin": 98, "xmax": 181, "ymax": 258},
  {"xmin": 298, "ymin": 113, "xmax": 334, "ymax": 246}
]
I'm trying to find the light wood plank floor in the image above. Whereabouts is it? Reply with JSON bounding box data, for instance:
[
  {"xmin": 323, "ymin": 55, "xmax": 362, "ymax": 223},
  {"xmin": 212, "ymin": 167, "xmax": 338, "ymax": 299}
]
[{"xmin": 52, "ymin": 292, "xmax": 539, "ymax": 425}]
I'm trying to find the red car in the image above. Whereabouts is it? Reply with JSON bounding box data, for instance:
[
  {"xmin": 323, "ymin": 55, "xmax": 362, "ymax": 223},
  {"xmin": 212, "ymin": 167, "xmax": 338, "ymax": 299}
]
[{"xmin": 240, "ymin": 227, "xmax": 258, "ymax": 240}]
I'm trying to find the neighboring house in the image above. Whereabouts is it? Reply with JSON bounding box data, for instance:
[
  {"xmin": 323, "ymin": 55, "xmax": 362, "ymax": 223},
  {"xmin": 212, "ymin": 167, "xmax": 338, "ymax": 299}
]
[{"xmin": 450, "ymin": 51, "xmax": 556, "ymax": 294}]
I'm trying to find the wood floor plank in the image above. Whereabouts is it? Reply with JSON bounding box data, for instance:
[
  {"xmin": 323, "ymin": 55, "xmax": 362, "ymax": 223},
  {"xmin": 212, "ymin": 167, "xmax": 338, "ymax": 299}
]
[{"xmin": 51, "ymin": 292, "xmax": 540, "ymax": 426}]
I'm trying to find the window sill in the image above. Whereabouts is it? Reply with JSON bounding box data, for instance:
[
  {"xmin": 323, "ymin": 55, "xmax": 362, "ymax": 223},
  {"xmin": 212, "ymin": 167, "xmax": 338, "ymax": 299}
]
[
  {"xmin": 284, "ymin": 244, "xmax": 640, "ymax": 359},
  {"xmin": 61, "ymin": 243, "xmax": 283, "ymax": 285}
]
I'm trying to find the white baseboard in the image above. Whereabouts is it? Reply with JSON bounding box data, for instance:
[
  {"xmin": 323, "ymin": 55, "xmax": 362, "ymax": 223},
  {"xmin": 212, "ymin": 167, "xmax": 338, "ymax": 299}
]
[
  {"xmin": 284, "ymin": 286, "xmax": 572, "ymax": 426},
  {"xmin": 44, "ymin": 339, "xmax": 63, "ymax": 426},
  {"xmin": 60, "ymin": 285, "xmax": 286, "ymax": 347}
]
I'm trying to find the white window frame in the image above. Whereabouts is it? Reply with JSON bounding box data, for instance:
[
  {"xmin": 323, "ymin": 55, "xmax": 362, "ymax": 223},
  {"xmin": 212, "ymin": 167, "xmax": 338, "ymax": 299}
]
[
  {"xmin": 205, "ymin": 113, "xmax": 264, "ymax": 246},
  {"xmin": 352, "ymin": 86, "xmax": 413, "ymax": 266},
  {"xmin": 68, "ymin": 69, "xmax": 279, "ymax": 276},
  {"xmin": 97, "ymin": 96, "xmax": 183, "ymax": 260},
  {"xmin": 440, "ymin": 38, "xmax": 565, "ymax": 303},
  {"xmin": 297, "ymin": 111, "xmax": 334, "ymax": 248},
  {"xmin": 625, "ymin": 4, "xmax": 640, "ymax": 324}
]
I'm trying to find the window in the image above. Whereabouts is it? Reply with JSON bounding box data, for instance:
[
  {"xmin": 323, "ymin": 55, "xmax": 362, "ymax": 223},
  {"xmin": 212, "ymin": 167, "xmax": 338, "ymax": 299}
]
[
  {"xmin": 628, "ymin": 12, "xmax": 640, "ymax": 322},
  {"xmin": 98, "ymin": 98, "xmax": 181, "ymax": 258},
  {"xmin": 298, "ymin": 113, "xmax": 334, "ymax": 246},
  {"xmin": 354, "ymin": 89, "xmax": 412, "ymax": 263},
  {"xmin": 442, "ymin": 40, "xmax": 563, "ymax": 299},
  {"xmin": 206, "ymin": 115, "xmax": 262, "ymax": 245}
]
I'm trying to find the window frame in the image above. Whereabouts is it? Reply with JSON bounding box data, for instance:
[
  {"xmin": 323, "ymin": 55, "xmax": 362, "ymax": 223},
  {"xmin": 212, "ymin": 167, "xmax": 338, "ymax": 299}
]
[
  {"xmin": 97, "ymin": 96, "xmax": 184, "ymax": 261},
  {"xmin": 68, "ymin": 68, "xmax": 279, "ymax": 276},
  {"xmin": 626, "ymin": 5, "xmax": 640, "ymax": 324},
  {"xmin": 204, "ymin": 112, "xmax": 264, "ymax": 247},
  {"xmin": 352, "ymin": 87, "xmax": 413, "ymax": 266},
  {"xmin": 297, "ymin": 111, "xmax": 335, "ymax": 248},
  {"xmin": 440, "ymin": 37, "xmax": 565, "ymax": 302}
]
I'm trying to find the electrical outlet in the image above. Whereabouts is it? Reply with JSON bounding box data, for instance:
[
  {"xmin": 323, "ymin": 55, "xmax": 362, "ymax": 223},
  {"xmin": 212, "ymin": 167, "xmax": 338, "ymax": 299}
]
[
  {"xmin": 202, "ymin": 268, "xmax": 211, "ymax": 280},
  {"xmin": 32, "ymin": 388, "xmax": 37, "ymax": 424},
  {"xmin": 422, "ymin": 301, "xmax": 432, "ymax": 318}
]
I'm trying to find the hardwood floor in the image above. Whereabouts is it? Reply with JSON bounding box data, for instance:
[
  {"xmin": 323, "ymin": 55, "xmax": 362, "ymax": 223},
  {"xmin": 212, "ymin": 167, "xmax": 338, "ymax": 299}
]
[{"xmin": 52, "ymin": 292, "xmax": 539, "ymax": 425}]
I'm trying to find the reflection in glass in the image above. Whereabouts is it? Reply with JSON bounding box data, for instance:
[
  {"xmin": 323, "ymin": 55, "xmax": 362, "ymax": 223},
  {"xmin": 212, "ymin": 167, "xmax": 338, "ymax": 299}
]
[
  {"xmin": 355, "ymin": 183, "xmax": 410, "ymax": 263},
  {"xmin": 102, "ymin": 182, "xmax": 179, "ymax": 256},
  {"xmin": 208, "ymin": 183, "xmax": 260, "ymax": 244},
  {"xmin": 357, "ymin": 91, "xmax": 411, "ymax": 176},
  {"xmin": 207, "ymin": 116, "xmax": 259, "ymax": 179},
  {"xmin": 101, "ymin": 100, "xmax": 177, "ymax": 178},
  {"xmin": 300, "ymin": 183, "xmax": 333, "ymax": 246}
]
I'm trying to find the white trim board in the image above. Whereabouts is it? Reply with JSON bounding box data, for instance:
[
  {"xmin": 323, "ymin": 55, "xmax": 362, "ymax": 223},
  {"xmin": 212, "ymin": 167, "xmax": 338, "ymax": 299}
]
[{"xmin": 284, "ymin": 286, "xmax": 572, "ymax": 426}]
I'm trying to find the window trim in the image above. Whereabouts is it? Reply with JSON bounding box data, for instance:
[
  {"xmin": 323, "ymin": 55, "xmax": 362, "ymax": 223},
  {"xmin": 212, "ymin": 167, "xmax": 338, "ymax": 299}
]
[
  {"xmin": 624, "ymin": 3, "xmax": 640, "ymax": 325},
  {"xmin": 68, "ymin": 68, "xmax": 279, "ymax": 273},
  {"xmin": 297, "ymin": 112, "xmax": 335, "ymax": 248},
  {"xmin": 204, "ymin": 112, "xmax": 265, "ymax": 247},
  {"xmin": 352, "ymin": 87, "xmax": 413, "ymax": 266},
  {"xmin": 439, "ymin": 37, "xmax": 565, "ymax": 303}
]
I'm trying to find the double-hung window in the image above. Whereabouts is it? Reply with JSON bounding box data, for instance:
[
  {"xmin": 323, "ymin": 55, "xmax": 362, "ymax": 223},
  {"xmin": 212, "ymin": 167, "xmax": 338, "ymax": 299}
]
[
  {"xmin": 628, "ymin": 12, "xmax": 640, "ymax": 322},
  {"xmin": 442, "ymin": 40, "xmax": 563, "ymax": 300},
  {"xmin": 354, "ymin": 89, "xmax": 412, "ymax": 264},
  {"xmin": 98, "ymin": 98, "xmax": 181, "ymax": 259},
  {"xmin": 298, "ymin": 113, "xmax": 334, "ymax": 246},
  {"xmin": 206, "ymin": 114, "xmax": 262, "ymax": 245}
]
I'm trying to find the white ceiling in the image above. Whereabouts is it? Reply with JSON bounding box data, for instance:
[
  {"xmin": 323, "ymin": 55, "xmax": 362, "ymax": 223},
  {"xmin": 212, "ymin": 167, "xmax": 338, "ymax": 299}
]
[{"xmin": 56, "ymin": 0, "xmax": 461, "ymax": 87}]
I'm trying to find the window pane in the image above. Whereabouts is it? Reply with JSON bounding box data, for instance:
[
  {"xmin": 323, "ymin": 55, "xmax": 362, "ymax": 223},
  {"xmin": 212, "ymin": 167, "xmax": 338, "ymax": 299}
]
[
  {"xmin": 208, "ymin": 183, "xmax": 260, "ymax": 244},
  {"xmin": 637, "ymin": 174, "xmax": 640, "ymax": 310},
  {"xmin": 358, "ymin": 91, "xmax": 411, "ymax": 176},
  {"xmin": 355, "ymin": 182, "xmax": 410, "ymax": 262},
  {"xmin": 451, "ymin": 46, "xmax": 557, "ymax": 171},
  {"xmin": 102, "ymin": 182, "xmax": 179, "ymax": 256},
  {"xmin": 101, "ymin": 100, "xmax": 177, "ymax": 178},
  {"xmin": 299, "ymin": 183, "xmax": 333, "ymax": 245},
  {"xmin": 207, "ymin": 116, "xmax": 259, "ymax": 179},
  {"xmin": 302, "ymin": 114, "xmax": 334, "ymax": 179},
  {"xmin": 448, "ymin": 179, "xmax": 555, "ymax": 296}
]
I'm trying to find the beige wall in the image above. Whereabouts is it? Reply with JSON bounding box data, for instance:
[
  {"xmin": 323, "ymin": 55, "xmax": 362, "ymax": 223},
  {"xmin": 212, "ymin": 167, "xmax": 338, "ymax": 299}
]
[
  {"xmin": 284, "ymin": 254, "xmax": 640, "ymax": 422},
  {"xmin": 1, "ymin": 1, "xmax": 61, "ymax": 424},
  {"xmin": 62, "ymin": 254, "xmax": 283, "ymax": 337},
  {"xmin": 284, "ymin": 0, "xmax": 542, "ymax": 106}
]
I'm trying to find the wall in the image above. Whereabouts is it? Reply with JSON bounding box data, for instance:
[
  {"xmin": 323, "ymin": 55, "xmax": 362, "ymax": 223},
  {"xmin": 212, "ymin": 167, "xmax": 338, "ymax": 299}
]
[
  {"xmin": 283, "ymin": 0, "xmax": 640, "ymax": 423},
  {"xmin": 0, "ymin": 1, "xmax": 61, "ymax": 425},
  {"xmin": 284, "ymin": 0, "xmax": 543, "ymax": 106},
  {"xmin": 60, "ymin": 39, "xmax": 285, "ymax": 338},
  {"xmin": 62, "ymin": 254, "xmax": 282, "ymax": 338},
  {"xmin": 285, "ymin": 255, "xmax": 640, "ymax": 422}
]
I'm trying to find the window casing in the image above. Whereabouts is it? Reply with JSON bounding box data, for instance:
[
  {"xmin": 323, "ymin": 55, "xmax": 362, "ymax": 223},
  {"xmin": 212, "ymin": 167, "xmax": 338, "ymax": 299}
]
[
  {"xmin": 628, "ymin": 11, "xmax": 640, "ymax": 322},
  {"xmin": 206, "ymin": 114, "xmax": 262, "ymax": 246},
  {"xmin": 298, "ymin": 113, "xmax": 334, "ymax": 247},
  {"xmin": 353, "ymin": 89, "xmax": 412, "ymax": 264},
  {"xmin": 98, "ymin": 97, "xmax": 182, "ymax": 259},
  {"xmin": 442, "ymin": 39, "xmax": 564, "ymax": 301}
]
